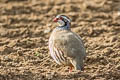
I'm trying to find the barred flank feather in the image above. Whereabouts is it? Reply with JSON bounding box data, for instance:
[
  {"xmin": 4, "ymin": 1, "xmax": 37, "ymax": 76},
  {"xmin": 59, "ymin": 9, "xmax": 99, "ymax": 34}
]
[{"xmin": 49, "ymin": 38, "xmax": 66, "ymax": 65}]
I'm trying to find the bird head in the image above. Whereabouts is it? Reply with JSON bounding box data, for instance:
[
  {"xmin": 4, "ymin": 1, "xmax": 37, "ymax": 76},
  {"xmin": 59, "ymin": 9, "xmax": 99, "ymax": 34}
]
[{"xmin": 53, "ymin": 15, "xmax": 71, "ymax": 26}]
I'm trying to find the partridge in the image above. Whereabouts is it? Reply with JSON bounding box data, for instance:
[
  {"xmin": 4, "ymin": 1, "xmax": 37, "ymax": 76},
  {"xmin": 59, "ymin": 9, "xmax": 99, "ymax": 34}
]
[{"xmin": 49, "ymin": 15, "xmax": 86, "ymax": 72}]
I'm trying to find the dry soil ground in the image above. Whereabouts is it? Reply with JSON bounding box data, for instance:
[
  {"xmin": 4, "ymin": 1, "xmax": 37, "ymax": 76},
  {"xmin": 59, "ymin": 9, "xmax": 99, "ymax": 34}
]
[{"xmin": 0, "ymin": 0, "xmax": 120, "ymax": 80}]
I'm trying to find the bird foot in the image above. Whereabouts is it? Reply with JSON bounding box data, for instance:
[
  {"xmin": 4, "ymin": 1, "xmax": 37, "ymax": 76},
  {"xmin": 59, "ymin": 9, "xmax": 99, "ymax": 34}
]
[{"xmin": 68, "ymin": 66, "xmax": 73, "ymax": 73}]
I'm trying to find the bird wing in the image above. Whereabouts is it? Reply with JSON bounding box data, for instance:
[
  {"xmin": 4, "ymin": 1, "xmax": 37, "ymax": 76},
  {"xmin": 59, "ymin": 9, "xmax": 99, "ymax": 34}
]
[{"xmin": 53, "ymin": 30, "xmax": 86, "ymax": 60}]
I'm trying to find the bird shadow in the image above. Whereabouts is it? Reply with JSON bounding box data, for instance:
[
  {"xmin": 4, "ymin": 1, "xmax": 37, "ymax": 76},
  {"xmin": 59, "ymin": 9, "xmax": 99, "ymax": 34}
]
[{"xmin": 51, "ymin": 71, "xmax": 92, "ymax": 80}]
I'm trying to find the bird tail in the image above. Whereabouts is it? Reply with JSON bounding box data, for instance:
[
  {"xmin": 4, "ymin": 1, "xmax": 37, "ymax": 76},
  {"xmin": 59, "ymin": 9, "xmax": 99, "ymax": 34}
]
[{"xmin": 71, "ymin": 58, "xmax": 84, "ymax": 71}]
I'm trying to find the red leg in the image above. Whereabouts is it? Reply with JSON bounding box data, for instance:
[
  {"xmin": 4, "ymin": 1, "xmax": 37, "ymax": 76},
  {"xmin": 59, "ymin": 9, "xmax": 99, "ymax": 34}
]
[{"xmin": 69, "ymin": 66, "xmax": 73, "ymax": 73}]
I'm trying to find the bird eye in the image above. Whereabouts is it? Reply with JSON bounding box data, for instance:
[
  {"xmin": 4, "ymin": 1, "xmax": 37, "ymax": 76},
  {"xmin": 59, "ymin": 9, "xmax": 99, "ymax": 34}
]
[{"xmin": 56, "ymin": 18, "xmax": 59, "ymax": 20}]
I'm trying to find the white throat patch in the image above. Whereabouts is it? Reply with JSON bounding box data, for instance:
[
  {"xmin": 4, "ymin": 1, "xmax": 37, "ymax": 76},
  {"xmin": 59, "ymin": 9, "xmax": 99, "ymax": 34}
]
[{"xmin": 57, "ymin": 20, "xmax": 65, "ymax": 26}]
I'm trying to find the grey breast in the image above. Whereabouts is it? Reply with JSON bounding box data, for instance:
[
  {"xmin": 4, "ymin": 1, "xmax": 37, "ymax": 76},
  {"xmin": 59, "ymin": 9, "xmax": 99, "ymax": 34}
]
[{"xmin": 49, "ymin": 29, "xmax": 86, "ymax": 65}]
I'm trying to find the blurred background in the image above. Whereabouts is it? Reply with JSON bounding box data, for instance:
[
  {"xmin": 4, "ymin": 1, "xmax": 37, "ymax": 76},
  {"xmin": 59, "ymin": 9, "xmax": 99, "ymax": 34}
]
[{"xmin": 0, "ymin": 0, "xmax": 120, "ymax": 80}]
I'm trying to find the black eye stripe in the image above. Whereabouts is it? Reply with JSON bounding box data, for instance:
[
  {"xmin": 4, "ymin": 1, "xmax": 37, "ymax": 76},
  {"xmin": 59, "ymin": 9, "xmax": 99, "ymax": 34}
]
[{"xmin": 57, "ymin": 18, "xmax": 63, "ymax": 21}]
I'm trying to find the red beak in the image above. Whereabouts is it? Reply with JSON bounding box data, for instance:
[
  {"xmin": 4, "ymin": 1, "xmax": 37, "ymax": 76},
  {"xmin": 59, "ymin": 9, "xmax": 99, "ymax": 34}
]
[{"xmin": 53, "ymin": 18, "xmax": 58, "ymax": 22}]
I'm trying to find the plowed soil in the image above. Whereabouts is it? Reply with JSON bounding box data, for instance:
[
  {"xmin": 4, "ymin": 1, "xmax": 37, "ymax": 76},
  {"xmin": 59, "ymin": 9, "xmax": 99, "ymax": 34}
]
[{"xmin": 0, "ymin": 0, "xmax": 120, "ymax": 80}]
